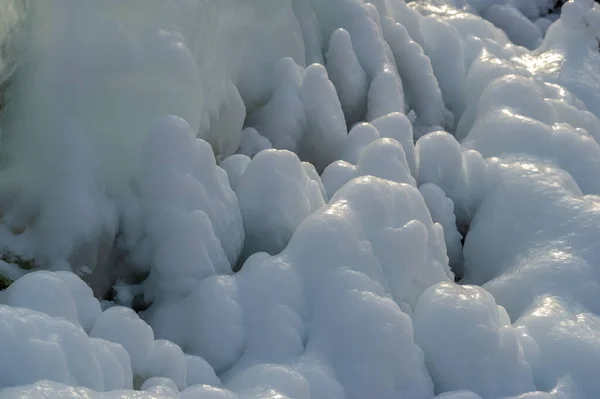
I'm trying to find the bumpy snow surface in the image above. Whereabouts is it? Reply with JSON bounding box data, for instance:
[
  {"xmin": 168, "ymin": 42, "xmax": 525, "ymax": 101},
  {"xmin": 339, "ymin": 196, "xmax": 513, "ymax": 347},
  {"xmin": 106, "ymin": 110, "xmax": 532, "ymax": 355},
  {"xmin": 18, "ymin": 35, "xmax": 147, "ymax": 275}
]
[{"xmin": 1, "ymin": 0, "xmax": 600, "ymax": 398}]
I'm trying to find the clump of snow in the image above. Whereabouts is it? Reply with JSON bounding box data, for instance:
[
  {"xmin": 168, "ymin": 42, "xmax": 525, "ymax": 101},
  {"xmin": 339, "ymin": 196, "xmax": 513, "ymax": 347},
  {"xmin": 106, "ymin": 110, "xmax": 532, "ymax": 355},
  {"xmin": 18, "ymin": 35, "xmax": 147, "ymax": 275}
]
[
  {"xmin": 0, "ymin": 305, "xmax": 132, "ymax": 391},
  {"xmin": 140, "ymin": 377, "xmax": 179, "ymax": 397},
  {"xmin": 419, "ymin": 184, "xmax": 464, "ymax": 273},
  {"xmin": 414, "ymin": 282, "xmax": 536, "ymax": 398},
  {"xmin": 236, "ymin": 149, "xmax": 326, "ymax": 261},
  {"xmin": 145, "ymin": 274, "xmax": 245, "ymax": 374},
  {"xmin": 322, "ymin": 137, "xmax": 415, "ymax": 198},
  {"xmin": 464, "ymin": 108, "xmax": 600, "ymax": 195},
  {"xmin": 201, "ymin": 81, "xmax": 246, "ymax": 161},
  {"xmin": 371, "ymin": 112, "xmax": 417, "ymax": 175},
  {"xmin": 236, "ymin": 127, "xmax": 272, "ymax": 159},
  {"xmin": 416, "ymin": 131, "xmax": 489, "ymax": 226},
  {"xmin": 247, "ymin": 59, "xmax": 348, "ymax": 172},
  {"xmin": 310, "ymin": 0, "xmax": 398, "ymax": 79},
  {"xmin": 464, "ymin": 157, "xmax": 600, "ymax": 317},
  {"xmin": 337, "ymin": 111, "xmax": 416, "ymax": 177},
  {"xmin": 339, "ymin": 122, "xmax": 380, "ymax": 165},
  {"xmin": 366, "ymin": 70, "xmax": 406, "ymax": 121},
  {"xmin": 325, "ymin": 28, "xmax": 368, "ymax": 127},
  {"xmin": 4, "ymin": 270, "xmax": 101, "ymax": 332},
  {"xmin": 516, "ymin": 297, "xmax": 600, "ymax": 398},
  {"xmin": 381, "ymin": 16, "xmax": 446, "ymax": 129},
  {"xmin": 299, "ymin": 64, "xmax": 347, "ymax": 172},
  {"xmin": 456, "ymin": 52, "xmax": 531, "ymax": 140},
  {"xmin": 220, "ymin": 154, "xmax": 251, "ymax": 193},
  {"xmin": 419, "ymin": 15, "xmax": 467, "ymax": 122},
  {"xmin": 132, "ymin": 115, "xmax": 243, "ymax": 302},
  {"xmin": 246, "ymin": 57, "xmax": 306, "ymax": 153},
  {"xmin": 91, "ymin": 305, "xmax": 217, "ymax": 391},
  {"xmin": 535, "ymin": 18, "xmax": 555, "ymax": 36},
  {"xmin": 226, "ymin": 364, "xmax": 310, "ymax": 398},
  {"xmin": 144, "ymin": 176, "xmax": 452, "ymax": 398},
  {"xmin": 482, "ymin": 5, "xmax": 543, "ymax": 50},
  {"xmin": 184, "ymin": 354, "xmax": 222, "ymax": 388},
  {"xmin": 90, "ymin": 306, "xmax": 156, "ymax": 380},
  {"xmin": 530, "ymin": 0, "xmax": 600, "ymax": 119}
]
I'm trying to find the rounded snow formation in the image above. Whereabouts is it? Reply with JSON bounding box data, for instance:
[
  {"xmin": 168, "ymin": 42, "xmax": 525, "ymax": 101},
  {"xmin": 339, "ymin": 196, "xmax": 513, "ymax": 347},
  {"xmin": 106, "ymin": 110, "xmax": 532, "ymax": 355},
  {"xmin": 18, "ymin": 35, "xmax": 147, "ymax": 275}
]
[{"xmin": 1, "ymin": 0, "xmax": 600, "ymax": 398}]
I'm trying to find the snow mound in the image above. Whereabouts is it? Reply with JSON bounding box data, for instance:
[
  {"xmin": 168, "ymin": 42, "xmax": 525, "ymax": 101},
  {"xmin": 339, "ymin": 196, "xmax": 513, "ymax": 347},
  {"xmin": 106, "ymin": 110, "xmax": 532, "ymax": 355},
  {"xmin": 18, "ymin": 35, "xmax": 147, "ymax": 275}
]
[
  {"xmin": 322, "ymin": 137, "xmax": 415, "ymax": 199},
  {"xmin": 4, "ymin": 270, "xmax": 101, "ymax": 332},
  {"xmin": 145, "ymin": 176, "xmax": 453, "ymax": 398},
  {"xmin": 414, "ymin": 282, "xmax": 536, "ymax": 397},
  {"xmin": 325, "ymin": 28, "xmax": 368, "ymax": 127},
  {"xmin": 236, "ymin": 149, "xmax": 326, "ymax": 261},
  {"xmin": 516, "ymin": 297, "xmax": 600, "ymax": 398},
  {"xmin": 131, "ymin": 115, "xmax": 243, "ymax": 302},
  {"xmin": 0, "ymin": 305, "xmax": 132, "ymax": 391}
]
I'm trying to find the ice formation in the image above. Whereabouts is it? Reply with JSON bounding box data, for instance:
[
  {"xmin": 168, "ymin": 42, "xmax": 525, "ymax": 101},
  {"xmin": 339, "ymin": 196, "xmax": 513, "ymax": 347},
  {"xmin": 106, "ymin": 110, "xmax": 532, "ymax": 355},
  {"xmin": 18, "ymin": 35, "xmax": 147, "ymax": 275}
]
[{"xmin": 0, "ymin": 0, "xmax": 600, "ymax": 398}]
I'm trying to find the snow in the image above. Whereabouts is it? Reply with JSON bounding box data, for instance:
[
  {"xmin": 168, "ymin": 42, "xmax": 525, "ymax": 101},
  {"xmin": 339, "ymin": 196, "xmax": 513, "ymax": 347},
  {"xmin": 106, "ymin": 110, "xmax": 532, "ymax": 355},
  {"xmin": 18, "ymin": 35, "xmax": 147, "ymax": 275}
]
[
  {"xmin": 371, "ymin": 112, "xmax": 417, "ymax": 174},
  {"xmin": 414, "ymin": 282, "xmax": 536, "ymax": 397},
  {"xmin": 236, "ymin": 128, "xmax": 272, "ymax": 159},
  {"xmin": 245, "ymin": 57, "xmax": 306, "ymax": 153},
  {"xmin": 325, "ymin": 28, "xmax": 368, "ymax": 127},
  {"xmin": 322, "ymin": 137, "xmax": 415, "ymax": 198},
  {"xmin": 299, "ymin": 64, "xmax": 347, "ymax": 172},
  {"xmin": 482, "ymin": 5, "xmax": 543, "ymax": 50},
  {"xmin": 0, "ymin": 304, "xmax": 132, "ymax": 391},
  {"xmin": 235, "ymin": 149, "xmax": 326, "ymax": 261},
  {"xmin": 132, "ymin": 115, "xmax": 243, "ymax": 302},
  {"xmin": 1, "ymin": 0, "xmax": 600, "ymax": 397},
  {"xmin": 4, "ymin": 270, "xmax": 101, "ymax": 332},
  {"xmin": 419, "ymin": 15, "xmax": 468, "ymax": 123},
  {"xmin": 366, "ymin": 69, "xmax": 406, "ymax": 121},
  {"xmin": 419, "ymin": 184, "xmax": 464, "ymax": 271},
  {"xmin": 381, "ymin": 15, "xmax": 446, "ymax": 129}
]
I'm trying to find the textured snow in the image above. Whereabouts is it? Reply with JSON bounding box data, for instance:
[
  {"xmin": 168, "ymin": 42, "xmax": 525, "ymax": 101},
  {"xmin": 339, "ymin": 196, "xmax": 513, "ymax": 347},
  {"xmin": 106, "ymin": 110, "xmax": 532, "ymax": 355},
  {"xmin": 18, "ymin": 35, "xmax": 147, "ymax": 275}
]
[{"xmin": 0, "ymin": 0, "xmax": 600, "ymax": 398}]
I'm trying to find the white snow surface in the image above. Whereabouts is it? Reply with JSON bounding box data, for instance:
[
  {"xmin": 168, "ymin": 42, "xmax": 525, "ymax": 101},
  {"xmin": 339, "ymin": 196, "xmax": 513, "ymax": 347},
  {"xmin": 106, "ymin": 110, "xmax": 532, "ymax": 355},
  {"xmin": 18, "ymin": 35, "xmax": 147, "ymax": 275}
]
[{"xmin": 1, "ymin": 0, "xmax": 600, "ymax": 398}]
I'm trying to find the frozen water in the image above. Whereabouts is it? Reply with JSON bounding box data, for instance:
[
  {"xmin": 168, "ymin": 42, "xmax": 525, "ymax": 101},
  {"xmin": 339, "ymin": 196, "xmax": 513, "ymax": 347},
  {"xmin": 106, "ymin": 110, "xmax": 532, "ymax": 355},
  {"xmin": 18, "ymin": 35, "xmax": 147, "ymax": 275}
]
[{"xmin": 0, "ymin": 0, "xmax": 599, "ymax": 398}]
